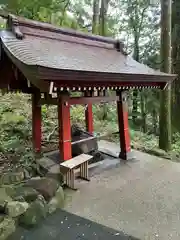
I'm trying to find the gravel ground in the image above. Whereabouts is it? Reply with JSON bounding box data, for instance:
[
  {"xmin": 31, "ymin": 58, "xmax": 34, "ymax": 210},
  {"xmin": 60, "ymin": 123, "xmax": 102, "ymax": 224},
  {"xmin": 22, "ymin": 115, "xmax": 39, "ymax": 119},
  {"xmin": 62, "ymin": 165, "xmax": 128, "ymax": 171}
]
[
  {"xmin": 64, "ymin": 141, "xmax": 180, "ymax": 240},
  {"xmin": 8, "ymin": 141, "xmax": 180, "ymax": 240}
]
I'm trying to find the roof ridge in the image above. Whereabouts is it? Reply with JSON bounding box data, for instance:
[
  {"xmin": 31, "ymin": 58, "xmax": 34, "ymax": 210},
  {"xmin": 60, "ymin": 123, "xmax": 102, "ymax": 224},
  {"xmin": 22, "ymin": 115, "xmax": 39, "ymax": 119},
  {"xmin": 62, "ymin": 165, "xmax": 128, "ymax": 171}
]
[
  {"xmin": 0, "ymin": 11, "xmax": 24, "ymax": 39},
  {"xmin": 18, "ymin": 17, "xmax": 127, "ymax": 54},
  {"xmin": 0, "ymin": 11, "xmax": 127, "ymax": 55},
  {"xmin": 7, "ymin": 14, "xmax": 24, "ymax": 40}
]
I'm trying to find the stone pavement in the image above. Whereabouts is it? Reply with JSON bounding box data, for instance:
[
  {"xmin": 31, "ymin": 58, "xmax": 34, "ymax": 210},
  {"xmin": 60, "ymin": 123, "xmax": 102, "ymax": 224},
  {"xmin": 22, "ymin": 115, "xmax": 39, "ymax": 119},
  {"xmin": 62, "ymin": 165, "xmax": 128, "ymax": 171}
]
[
  {"xmin": 9, "ymin": 210, "xmax": 139, "ymax": 240},
  {"xmin": 8, "ymin": 141, "xmax": 180, "ymax": 239},
  {"xmin": 65, "ymin": 140, "xmax": 180, "ymax": 240}
]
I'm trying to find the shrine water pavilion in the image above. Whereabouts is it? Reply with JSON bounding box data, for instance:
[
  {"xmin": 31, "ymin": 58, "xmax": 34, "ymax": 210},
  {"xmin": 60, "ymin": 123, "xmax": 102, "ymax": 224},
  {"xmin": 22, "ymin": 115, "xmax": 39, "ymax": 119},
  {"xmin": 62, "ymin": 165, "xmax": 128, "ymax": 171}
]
[{"xmin": 0, "ymin": 13, "xmax": 176, "ymax": 162}]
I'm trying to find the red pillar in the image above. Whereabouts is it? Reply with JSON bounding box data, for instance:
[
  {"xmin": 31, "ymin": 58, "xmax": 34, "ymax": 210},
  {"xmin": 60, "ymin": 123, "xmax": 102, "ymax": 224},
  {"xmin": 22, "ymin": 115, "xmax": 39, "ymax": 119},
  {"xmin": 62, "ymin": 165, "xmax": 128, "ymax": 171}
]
[
  {"xmin": 32, "ymin": 90, "xmax": 41, "ymax": 154},
  {"xmin": 117, "ymin": 91, "xmax": 131, "ymax": 160},
  {"xmin": 85, "ymin": 104, "xmax": 94, "ymax": 134},
  {"xmin": 58, "ymin": 93, "xmax": 72, "ymax": 161},
  {"xmin": 85, "ymin": 92, "xmax": 94, "ymax": 135}
]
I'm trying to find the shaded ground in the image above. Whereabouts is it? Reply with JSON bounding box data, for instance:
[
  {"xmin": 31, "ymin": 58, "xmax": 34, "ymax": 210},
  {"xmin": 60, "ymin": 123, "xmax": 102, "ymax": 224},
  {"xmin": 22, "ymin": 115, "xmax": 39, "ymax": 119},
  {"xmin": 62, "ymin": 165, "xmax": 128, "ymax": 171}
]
[
  {"xmin": 8, "ymin": 210, "xmax": 139, "ymax": 240},
  {"xmin": 65, "ymin": 141, "xmax": 180, "ymax": 240}
]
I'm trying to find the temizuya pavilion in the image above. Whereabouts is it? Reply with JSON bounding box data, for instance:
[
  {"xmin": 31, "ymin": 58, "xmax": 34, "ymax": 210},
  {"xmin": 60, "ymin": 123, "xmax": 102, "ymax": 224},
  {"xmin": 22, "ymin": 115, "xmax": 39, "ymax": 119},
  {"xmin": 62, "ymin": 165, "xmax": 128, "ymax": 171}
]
[{"xmin": 0, "ymin": 13, "xmax": 176, "ymax": 161}]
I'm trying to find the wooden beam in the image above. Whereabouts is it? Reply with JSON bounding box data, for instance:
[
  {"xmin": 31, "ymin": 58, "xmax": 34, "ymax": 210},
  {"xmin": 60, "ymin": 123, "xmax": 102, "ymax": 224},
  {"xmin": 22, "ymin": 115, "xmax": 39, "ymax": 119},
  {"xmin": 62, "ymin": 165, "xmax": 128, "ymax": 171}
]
[{"xmin": 39, "ymin": 95, "xmax": 119, "ymax": 105}]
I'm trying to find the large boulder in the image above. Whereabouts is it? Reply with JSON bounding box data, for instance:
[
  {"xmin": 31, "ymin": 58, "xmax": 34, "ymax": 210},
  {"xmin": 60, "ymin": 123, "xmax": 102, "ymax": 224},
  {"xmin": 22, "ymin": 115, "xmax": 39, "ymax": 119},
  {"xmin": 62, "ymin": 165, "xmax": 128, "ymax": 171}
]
[
  {"xmin": 0, "ymin": 170, "xmax": 24, "ymax": 185},
  {"xmin": 19, "ymin": 196, "xmax": 47, "ymax": 227},
  {"xmin": 37, "ymin": 156, "xmax": 63, "ymax": 183},
  {"xmin": 45, "ymin": 165, "xmax": 63, "ymax": 183},
  {"xmin": 0, "ymin": 217, "xmax": 16, "ymax": 240},
  {"xmin": 9, "ymin": 186, "xmax": 39, "ymax": 203},
  {"xmin": 0, "ymin": 215, "xmax": 5, "ymax": 223},
  {"xmin": 24, "ymin": 177, "xmax": 59, "ymax": 201},
  {"xmin": 47, "ymin": 186, "xmax": 64, "ymax": 214},
  {"xmin": 6, "ymin": 201, "xmax": 29, "ymax": 217},
  {"xmin": 0, "ymin": 188, "xmax": 12, "ymax": 213}
]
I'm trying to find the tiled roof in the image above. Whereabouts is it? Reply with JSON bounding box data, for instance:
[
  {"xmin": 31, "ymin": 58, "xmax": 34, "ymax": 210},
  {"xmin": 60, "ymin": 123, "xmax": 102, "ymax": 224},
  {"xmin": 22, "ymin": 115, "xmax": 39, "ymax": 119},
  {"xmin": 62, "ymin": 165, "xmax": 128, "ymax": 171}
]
[{"xmin": 0, "ymin": 13, "xmax": 176, "ymax": 91}]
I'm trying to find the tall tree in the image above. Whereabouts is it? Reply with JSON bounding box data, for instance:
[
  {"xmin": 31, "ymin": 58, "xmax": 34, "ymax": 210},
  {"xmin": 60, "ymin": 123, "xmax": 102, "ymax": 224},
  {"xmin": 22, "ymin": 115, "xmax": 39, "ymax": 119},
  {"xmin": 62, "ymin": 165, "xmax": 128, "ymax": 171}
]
[
  {"xmin": 171, "ymin": 0, "xmax": 180, "ymax": 132},
  {"xmin": 99, "ymin": 0, "xmax": 111, "ymax": 120},
  {"xmin": 92, "ymin": 0, "xmax": 100, "ymax": 34},
  {"xmin": 159, "ymin": 0, "xmax": 172, "ymax": 151},
  {"xmin": 126, "ymin": 0, "xmax": 149, "ymax": 125},
  {"xmin": 100, "ymin": 0, "xmax": 110, "ymax": 36}
]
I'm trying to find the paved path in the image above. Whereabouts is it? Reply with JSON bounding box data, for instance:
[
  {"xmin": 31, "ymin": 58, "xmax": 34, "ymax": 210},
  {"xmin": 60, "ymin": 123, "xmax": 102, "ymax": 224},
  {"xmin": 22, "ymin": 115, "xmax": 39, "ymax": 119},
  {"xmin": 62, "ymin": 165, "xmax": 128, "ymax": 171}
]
[
  {"xmin": 65, "ymin": 141, "xmax": 180, "ymax": 240},
  {"xmin": 9, "ymin": 210, "xmax": 139, "ymax": 240}
]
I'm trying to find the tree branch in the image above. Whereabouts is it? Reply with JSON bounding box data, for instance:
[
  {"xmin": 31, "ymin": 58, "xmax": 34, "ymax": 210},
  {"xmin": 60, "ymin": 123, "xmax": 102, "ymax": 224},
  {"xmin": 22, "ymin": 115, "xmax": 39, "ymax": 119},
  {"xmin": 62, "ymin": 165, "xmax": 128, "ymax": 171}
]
[{"xmin": 138, "ymin": 6, "xmax": 148, "ymax": 34}]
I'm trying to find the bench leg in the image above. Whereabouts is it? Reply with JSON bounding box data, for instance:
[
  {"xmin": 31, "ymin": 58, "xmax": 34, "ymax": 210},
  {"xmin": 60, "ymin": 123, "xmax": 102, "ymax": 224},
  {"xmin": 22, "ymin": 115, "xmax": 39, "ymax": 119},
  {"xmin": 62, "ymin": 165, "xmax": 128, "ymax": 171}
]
[
  {"xmin": 80, "ymin": 162, "xmax": 90, "ymax": 181},
  {"xmin": 65, "ymin": 170, "xmax": 77, "ymax": 190}
]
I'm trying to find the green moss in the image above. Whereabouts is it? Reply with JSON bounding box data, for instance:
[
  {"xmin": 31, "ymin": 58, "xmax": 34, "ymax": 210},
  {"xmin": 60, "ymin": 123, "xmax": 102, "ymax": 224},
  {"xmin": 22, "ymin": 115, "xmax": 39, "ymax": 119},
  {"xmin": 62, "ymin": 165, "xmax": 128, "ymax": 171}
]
[{"xmin": 19, "ymin": 197, "xmax": 47, "ymax": 228}]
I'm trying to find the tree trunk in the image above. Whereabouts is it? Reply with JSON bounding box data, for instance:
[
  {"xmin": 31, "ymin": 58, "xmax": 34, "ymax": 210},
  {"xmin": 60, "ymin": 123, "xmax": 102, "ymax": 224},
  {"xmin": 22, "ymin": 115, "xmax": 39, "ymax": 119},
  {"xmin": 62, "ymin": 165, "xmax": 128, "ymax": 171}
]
[
  {"xmin": 152, "ymin": 109, "xmax": 158, "ymax": 135},
  {"xmin": 99, "ymin": 0, "xmax": 110, "ymax": 120},
  {"xmin": 132, "ymin": 7, "xmax": 140, "ymax": 125},
  {"xmin": 92, "ymin": 0, "xmax": 100, "ymax": 34},
  {"xmin": 140, "ymin": 91, "xmax": 147, "ymax": 133},
  {"xmin": 159, "ymin": 0, "xmax": 172, "ymax": 151},
  {"xmin": 171, "ymin": 0, "xmax": 180, "ymax": 132},
  {"xmin": 100, "ymin": 0, "xmax": 110, "ymax": 36}
]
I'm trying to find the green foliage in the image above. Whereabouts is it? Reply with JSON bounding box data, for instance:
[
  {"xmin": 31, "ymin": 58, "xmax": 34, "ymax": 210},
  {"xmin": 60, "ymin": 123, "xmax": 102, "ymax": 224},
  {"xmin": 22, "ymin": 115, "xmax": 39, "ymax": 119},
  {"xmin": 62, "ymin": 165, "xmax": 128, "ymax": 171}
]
[
  {"xmin": 0, "ymin": 94, "xmax": 31, "ymax": 167},
  {"xmin": 93, "ymin": 104, "xmax": 117, "ymax": 122},
  {"xmin": 70, "ymin": 106, "xmax": 85, "ymax": 127}
]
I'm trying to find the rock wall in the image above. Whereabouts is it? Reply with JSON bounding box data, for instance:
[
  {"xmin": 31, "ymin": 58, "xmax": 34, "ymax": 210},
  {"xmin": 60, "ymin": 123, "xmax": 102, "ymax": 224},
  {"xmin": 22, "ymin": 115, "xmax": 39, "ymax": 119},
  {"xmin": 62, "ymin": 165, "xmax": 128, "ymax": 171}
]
[{"xmin": 0, "ymin": 177, "xmax": 64, "ymax": 239}]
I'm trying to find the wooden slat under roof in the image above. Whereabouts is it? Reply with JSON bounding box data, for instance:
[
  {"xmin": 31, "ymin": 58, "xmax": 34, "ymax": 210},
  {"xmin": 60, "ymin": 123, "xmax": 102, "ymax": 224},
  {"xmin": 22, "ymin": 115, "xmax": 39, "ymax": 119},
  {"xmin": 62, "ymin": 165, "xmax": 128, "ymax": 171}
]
[{"xmin": 0, "ymin": 13, "xmax": 177, "ymax": 92}]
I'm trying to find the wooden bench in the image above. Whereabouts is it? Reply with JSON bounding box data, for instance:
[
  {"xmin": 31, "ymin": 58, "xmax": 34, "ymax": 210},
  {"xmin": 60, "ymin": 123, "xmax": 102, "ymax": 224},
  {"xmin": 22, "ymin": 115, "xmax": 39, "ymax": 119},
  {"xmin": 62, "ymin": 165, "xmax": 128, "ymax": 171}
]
[{"xmin": 60, "ymin": 154, "xmax": 93, "ymax": 190}]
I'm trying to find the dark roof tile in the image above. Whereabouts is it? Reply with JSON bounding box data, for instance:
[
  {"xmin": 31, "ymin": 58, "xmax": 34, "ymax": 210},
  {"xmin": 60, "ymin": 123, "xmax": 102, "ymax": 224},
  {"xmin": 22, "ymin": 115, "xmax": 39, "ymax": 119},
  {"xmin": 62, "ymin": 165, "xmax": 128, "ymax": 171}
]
[{"xmin": 0, "ymin": 13, "xmax": 177, "ymax": 90}]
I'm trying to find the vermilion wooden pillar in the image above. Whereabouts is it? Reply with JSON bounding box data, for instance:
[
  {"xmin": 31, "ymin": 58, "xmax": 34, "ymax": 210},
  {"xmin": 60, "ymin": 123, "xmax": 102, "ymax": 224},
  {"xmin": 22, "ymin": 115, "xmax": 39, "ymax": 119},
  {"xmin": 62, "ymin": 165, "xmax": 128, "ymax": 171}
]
[
  {"xmin": 32, "ymin": 89, "xmax": 41, "ymax": 154},
  {"xmin": 58, "ymin": 92, "xmax": 72, "ymax": 161},
  {"xmin": 117, "ymin": 91, "xmax": 131, "ymax": 160},
  {"xmin": 85, "ymin": 92, "xmax": 94, "ymax": 134}
]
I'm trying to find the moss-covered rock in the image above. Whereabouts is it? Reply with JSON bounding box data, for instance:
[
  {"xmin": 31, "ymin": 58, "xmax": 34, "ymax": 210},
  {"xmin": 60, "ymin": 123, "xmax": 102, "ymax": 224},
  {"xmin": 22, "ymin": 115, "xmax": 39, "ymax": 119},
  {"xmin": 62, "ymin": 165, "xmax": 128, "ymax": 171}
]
[
  {"xmin": 0, "ymin": 215, "xmax": 5, "ymax": 223},
  {"xmin": 13, "ymin": 196, "xmax": 25, "ymax": 202},
  {"xmin": 0, "ymin": 188, "xmax": 12, "ymax": 213},
  {"xmin": 47, "ymin": 186, "xmax": 64, "ymax": 214},
  {"xmin": 45, "ymin": 166, "xmax": 63, "ymax": 183},
  {"xmin": 10, "ymin": 186, "xmax": 39, "ymax": 203},
  {"xmin": 0, "ymin": 171, "xmax": 24, "ymax": 185},
  {"xmin": 19, "ymin": 196, "xmax": 47, "ymax": 227},
  {"xmin": 3, "ymin": 185, "xmax": 15, "ymax": 197},
  {"xmin": 24, "ymin": 177, "xmax": 59, "ymax": 201},
  {"xmin": 0, "ymin": 217, "xmax": 16, "ymax": 240},
  {"xmin": 6, "ymin": 201, "xmax": 29, "ymax": 217}
]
